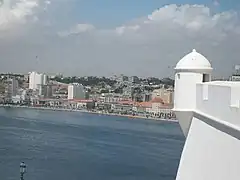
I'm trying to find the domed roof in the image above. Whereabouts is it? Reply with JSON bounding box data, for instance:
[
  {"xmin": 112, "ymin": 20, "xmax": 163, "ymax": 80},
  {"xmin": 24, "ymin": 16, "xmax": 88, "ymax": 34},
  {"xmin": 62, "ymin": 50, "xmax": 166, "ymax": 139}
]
[{"xmin": 175, "ymin": 49, "xmax": 212, "ymax": 70}]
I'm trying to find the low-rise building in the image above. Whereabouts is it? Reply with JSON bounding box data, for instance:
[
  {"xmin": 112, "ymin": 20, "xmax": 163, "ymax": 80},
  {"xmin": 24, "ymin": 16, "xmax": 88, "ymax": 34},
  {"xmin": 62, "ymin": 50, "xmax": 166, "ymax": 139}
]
[
  {"xmin": 68, "ymin": 99, "xmax": 95, "ymax": 109},
  {"xmin": 133, "ymin": 97, "xmax": 175, "ymax": 118}
]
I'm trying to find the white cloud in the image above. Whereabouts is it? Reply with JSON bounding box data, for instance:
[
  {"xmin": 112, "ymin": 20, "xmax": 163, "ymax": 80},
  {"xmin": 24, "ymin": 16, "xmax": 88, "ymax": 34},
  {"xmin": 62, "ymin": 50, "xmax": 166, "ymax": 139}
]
[
  {"xmin": 45, "ymin": 0, "xmax": 50, "ymax": 5},
  {"xmin": 121, "ymin": 4, "xmax": 239, "ymax": 35},
  {"xmin": 0, "ymin": 3, "xmax": 240, "ymax": 78},
  {"xmin": 58, "ymin": 23, "xmax": 95, "ymax": 37},
  {"xmin": 0, "ymin": 0, "xmax": 41, "ymax": 30},
  {"xmin": 115, "ymin": 25, "xmax": 140, "ymax": 35}
]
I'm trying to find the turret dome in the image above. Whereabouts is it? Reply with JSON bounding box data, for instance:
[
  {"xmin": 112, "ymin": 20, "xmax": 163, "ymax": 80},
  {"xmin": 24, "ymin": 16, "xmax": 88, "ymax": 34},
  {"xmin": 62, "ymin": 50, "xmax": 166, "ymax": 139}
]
[{"xmin": 175, "ymin": 49, "xmax": 212, "ymax": 71}]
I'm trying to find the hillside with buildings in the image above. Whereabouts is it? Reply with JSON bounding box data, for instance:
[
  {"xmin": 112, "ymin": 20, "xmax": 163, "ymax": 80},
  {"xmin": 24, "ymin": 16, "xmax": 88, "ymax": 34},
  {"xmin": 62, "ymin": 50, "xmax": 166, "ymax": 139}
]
[
  {"xmin": 2, "ymin": 68, "xmax": 238, "ymax": 120},
  {"xmin": 2, "ymin": 66, "xmax": 237, "ymax": 120},
  {"xmin": 3, "ymin": 67, "xmax": 237, "ymax": 120},
  {"xmin": 0, "ymin": 72, "xmax": 176, "ymax": 119}
]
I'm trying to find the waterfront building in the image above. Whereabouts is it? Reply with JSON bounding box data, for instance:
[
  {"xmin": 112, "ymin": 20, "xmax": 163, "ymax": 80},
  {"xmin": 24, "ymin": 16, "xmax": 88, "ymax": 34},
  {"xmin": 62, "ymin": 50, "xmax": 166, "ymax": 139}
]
[
  {"xmin": 68, "ymin": 83, "xmax": 85, "ymax": 100},
  {"xmin": 68, "ymin": 99, "xmax": 95, "ymax": 109},
  {"xmin": 132, "ymin": 102, "xmax": 152, "ymax": 114},
  {"xmin": 111, "ymin": 103, "xmax": 133, "ymax": 114},
  {"xmin": 11, "ymin": 95, "xmax": 21, "ymax": 104},
  {"xmin": 151, "ymin": 88, "xmax": 174, "ymax": 104},
  {"xmin": 151, "ymin": 97, "xmax": 165, "ymax": 112}
]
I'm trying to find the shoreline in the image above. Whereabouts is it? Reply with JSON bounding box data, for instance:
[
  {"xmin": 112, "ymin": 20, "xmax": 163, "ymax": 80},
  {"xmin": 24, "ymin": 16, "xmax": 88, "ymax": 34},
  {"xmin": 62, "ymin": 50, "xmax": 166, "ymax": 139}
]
[
  {"xmin": 85, "ymin": 110, "xmax": 178, "ymax": 122},
  {"xmin": 0, "ymin": 104, "xmax": 178, "ymax": 123}
]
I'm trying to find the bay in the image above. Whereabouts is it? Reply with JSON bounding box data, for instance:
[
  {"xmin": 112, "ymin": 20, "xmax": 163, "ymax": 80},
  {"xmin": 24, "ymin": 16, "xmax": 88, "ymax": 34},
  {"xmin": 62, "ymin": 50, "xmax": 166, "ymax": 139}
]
[{"xmin": 0, "ymin": 107, "xmax": 184, "ymax": 180}]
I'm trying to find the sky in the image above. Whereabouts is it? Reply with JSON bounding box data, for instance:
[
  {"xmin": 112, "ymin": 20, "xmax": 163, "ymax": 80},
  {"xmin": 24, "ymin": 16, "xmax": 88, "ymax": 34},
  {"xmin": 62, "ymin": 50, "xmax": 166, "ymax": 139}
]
[{"xmin": 0, "ymin": 0, "xmax": 240, "ymax": 78}]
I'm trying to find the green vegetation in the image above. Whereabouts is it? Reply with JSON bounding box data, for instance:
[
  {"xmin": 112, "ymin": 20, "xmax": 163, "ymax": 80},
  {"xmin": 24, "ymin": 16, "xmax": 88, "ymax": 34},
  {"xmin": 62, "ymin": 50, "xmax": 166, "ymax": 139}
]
[
  {"xmin": 51, "ymin": 76, "xmax": 117, "ymax": 86},
  {"xmin": 52, "ymin": 76, "xmax": 174, "ymax": 87}
]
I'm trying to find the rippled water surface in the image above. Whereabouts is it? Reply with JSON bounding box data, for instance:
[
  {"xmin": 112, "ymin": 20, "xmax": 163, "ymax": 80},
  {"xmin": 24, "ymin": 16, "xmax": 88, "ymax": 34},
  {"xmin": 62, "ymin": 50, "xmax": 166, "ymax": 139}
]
[{"xmin": 0, "ymin": 107, "xmax": 184, "ymax": 180}]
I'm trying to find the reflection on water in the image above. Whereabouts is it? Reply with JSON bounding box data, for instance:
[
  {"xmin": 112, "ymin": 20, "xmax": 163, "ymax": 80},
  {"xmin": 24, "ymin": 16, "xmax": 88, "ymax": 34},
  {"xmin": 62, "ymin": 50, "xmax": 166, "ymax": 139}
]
[{"xmin": 0, "ymin": 108, "xmax": 184, "ymax": 180}]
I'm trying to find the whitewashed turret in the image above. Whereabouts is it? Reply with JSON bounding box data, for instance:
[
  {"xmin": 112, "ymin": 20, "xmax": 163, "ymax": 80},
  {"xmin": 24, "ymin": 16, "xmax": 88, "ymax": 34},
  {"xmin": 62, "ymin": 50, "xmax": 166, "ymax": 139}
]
[{"xmin": 173, "ymin": 49, "xmax": 212, "ymax": 136}]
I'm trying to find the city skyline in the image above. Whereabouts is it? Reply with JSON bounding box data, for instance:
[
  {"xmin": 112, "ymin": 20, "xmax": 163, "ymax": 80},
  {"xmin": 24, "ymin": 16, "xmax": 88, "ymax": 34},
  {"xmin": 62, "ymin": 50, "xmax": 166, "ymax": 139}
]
[{"xmin": 0, "ymin": 0, "xmax": 239, "ymax": 78}]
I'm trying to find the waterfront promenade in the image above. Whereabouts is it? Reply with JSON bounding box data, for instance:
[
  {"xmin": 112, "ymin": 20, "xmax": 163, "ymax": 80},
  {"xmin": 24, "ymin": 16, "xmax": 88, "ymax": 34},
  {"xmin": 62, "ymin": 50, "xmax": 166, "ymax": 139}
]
[{"xmin": 0, "ymin": 104, "xmax": 178, "ymax": 122}]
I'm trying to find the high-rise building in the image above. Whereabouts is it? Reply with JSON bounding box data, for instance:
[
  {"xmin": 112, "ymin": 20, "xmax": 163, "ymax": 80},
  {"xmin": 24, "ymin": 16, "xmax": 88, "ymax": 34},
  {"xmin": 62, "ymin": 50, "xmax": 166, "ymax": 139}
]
[
  {"xmin": 6, "ymin": 77, "xmax": 19, "ymax": 99},
  {"xmin": 43, "ymin": 74, "xmax": 48, "ymax": 85},
  {"xmin": 29, "ymin": 72, "xmax": 48, "ymax": 90},
  {"xmin": 45, "ymin": 85, "xmax": 53, "ymax": 98},
  {"xmin": 29, "ymin": 72, "xmax": 37, "ymax": 90},
  {"xmin": 39, "ymin": 84, "xmax": 53, "ymax": 98},
  {"xmin": 68, "ymin": 83, "xmax": 85, "ymax": 100}
]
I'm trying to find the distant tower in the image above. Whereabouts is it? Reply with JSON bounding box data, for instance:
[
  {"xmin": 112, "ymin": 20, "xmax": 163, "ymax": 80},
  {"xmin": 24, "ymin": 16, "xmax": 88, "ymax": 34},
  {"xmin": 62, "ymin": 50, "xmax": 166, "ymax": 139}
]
[
  {"xmin": 173, "ymin": 49, "xmax": 213, "ymax": 136},
  {"xmin": 6, "ymin": 77, "xmax": 19, "ymax": 98}
]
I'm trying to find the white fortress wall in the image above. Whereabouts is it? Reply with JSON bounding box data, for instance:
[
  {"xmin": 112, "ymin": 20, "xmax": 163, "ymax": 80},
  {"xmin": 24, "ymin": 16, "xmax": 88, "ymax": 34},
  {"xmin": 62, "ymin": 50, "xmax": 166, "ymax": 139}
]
[
  {"xmin": 196, "ymin": 82, "xmax": 240, "ymax": 130},
  {"xmin": 176, "ymin": 116, "xmax": 240, "ymax": 180},
  {"xmin": 176, "ymin": 82, "xmax": 240, "ymax": 180},
  {"xmin": 173, "ymin": 48, "xmax": 240, "ymax": 180}
]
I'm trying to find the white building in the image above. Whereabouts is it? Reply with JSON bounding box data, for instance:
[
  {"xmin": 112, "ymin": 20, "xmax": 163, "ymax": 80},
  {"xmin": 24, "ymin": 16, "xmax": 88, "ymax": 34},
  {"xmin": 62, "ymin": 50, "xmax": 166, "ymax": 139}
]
[
  {"xmin": 173, "ymin": 49, "xmax": 240, "ymax": 180},
  {"xmin": 42, "ymin": 74, "xmax": 48, "ymax": 85},
  {"xmin": 68, "ymin": 83, "xmax": 85, "ymax": 100},
  {"xmin": 29, "ymin": 72, "xmax": 38, "ymax": 90},
  {"xmin": 29, "ymin": 72, "xmax": 48, "ymax": 90}
]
